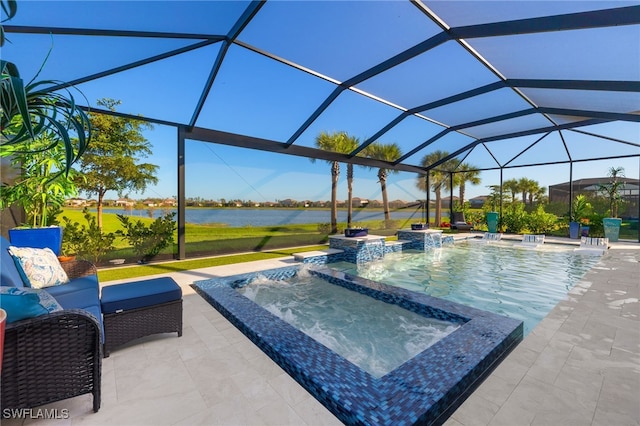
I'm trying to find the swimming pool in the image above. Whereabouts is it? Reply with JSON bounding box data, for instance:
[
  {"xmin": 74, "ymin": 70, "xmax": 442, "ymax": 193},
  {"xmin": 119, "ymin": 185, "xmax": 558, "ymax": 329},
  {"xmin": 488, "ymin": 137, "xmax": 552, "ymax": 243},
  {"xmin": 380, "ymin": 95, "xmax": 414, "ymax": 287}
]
[
  {"xmin": 193, "ymin": 264, "xmax": 522, "ymax": 425},
  {"xmin": 328, "ymin": 240, "xmax": 601, "ymax": 335}
]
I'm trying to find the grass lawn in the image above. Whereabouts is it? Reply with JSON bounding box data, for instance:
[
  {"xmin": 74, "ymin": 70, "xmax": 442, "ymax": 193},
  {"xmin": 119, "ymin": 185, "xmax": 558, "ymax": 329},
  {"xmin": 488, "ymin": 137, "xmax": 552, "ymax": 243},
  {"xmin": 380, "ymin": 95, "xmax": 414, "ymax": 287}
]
[
  {"xmin": 60, "ymin": 208, "xmax": 323, "ymax": 248},
  {"xmin": 98, "ymin": 245, "xmax": 329, "ymax": 282}
]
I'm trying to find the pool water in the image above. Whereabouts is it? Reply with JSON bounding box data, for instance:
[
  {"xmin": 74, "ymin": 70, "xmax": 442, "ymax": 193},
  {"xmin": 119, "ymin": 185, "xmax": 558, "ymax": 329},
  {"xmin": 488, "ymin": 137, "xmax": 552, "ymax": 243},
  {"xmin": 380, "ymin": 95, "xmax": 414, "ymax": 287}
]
[
  {"xmin": 329, "ymin": 241, "xmax": 601, "ymax": 335},
  {"xmin": 238, "ymin": 268, "xmax": 459, "ymax": 378}
]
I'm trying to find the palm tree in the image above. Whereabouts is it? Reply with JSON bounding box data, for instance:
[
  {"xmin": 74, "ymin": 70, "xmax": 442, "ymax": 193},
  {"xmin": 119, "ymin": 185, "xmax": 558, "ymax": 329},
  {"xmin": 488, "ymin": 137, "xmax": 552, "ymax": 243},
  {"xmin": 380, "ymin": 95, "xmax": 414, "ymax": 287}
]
[
  {"xmin": 313, "ymin": 131, "xmax": 359, "ymax": 234},
  {"xmin": 342, "ymin": 136, "xmax": 360, "ymax": 228},
  {"xmin": 517, "ymin": 177, "xmax": 543, "ymax": 207},
  {"xmin": 517, "ymin": 177, "xmax": 534, "ymax": 206},
  {"xmin": 502, "ymin": 178, "xmax": 521, "ymax": 204},
  {"xmin": 599, "ymin": 166, "xmax": 626, "ymax": 218},
  {"xmin": 529, "ymin": 185, "xmax": 546, "ymax": 206},
  {"xmin": 455, "ymin": 163, "xmax": 481, "ymax": 207},
  {"xmin": 416, "ymin": 151, "xmax": 456, "ymax": 227},
  {"xmin": 365, "ymin": 142, "xmax": 402, "ymax": 227}
]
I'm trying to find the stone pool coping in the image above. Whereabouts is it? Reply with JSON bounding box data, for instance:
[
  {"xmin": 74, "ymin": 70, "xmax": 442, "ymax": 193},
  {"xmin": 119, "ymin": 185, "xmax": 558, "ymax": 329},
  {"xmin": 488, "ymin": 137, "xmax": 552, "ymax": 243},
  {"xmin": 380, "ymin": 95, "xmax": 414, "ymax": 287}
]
[{"xmin": 193, "ymin": 265, "xmax": 523, "ymax": 426}]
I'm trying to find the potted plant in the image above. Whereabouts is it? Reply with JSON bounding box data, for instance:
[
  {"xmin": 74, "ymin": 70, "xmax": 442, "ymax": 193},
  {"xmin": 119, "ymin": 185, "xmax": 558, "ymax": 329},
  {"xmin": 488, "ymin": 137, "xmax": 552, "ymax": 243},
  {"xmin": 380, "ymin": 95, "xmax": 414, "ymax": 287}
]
[
  {"xmin": 570, "ymin": 194, "xmax": 591, "ymax": 239},
  {"xmin": 599, "ymin": 167, "xmax": 625, "ymax": 242},
  {"xmin": 1, "ymin": 132, "xmax": 80, "ymax": 255}
]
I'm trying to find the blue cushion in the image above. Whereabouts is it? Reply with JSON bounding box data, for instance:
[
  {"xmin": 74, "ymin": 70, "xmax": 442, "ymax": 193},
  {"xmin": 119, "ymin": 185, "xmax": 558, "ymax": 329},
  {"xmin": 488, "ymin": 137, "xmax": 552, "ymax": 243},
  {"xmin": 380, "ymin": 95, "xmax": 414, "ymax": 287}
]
[
  {"xmin": 50, "ymin": 286, "xmax": 100, "ymax": 311},
  {"xmin": 101, "ymin": 277, "xmax": 182, "ymax": 314},
  {"xmin": 1, "ymin": 286, "xmax": 63, "ymax": 323},
  {"xmin": 45, "ymin": 275, "xmax": 99, "ymax": 300},
  {"xmin": 79, "ymin": 303, "xmax": 105, "ymax": 343},
  {"xmin": 1, "ymin": 237, "xmax": 25, "ymax": 287}
]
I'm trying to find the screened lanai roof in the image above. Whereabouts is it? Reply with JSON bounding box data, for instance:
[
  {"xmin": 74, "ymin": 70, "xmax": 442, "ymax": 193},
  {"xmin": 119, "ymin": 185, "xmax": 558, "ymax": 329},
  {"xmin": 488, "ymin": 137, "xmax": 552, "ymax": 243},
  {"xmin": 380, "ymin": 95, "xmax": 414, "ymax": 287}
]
[{"xmin": 4, "ymin": 1, "xmax": 640, "ymax": 174}]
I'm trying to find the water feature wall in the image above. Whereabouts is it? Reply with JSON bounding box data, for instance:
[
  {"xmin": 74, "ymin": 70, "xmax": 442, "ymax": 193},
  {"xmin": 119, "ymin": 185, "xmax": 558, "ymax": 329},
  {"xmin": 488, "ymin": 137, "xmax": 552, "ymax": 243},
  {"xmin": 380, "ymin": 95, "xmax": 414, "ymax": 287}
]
[
  {"xmin": 328, "ymin": 235, "xmax": 386, "ymax": 264},
  {"xmin": 298, "ymin": 230, "xmax": 456, "ymax": 265},
  {"xmin": 396, "ymin": 229, "xmax": 453, "ymax": 250}
]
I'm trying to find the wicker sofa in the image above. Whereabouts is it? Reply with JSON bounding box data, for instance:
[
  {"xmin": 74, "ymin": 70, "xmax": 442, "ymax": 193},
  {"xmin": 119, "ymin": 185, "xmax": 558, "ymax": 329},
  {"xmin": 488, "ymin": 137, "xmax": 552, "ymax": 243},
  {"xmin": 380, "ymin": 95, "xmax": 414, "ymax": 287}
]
[{"xmin": 0, "ymin": 236, "xmax": 102, "ymax": 413}]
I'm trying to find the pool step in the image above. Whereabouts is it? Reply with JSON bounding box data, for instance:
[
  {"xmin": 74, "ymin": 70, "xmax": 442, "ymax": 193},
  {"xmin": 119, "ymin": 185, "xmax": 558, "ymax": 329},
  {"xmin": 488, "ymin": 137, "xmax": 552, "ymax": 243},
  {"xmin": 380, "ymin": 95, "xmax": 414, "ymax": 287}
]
[{"xmin": 293, "ymin": 248, "xmax": 343, "ymax": 262}]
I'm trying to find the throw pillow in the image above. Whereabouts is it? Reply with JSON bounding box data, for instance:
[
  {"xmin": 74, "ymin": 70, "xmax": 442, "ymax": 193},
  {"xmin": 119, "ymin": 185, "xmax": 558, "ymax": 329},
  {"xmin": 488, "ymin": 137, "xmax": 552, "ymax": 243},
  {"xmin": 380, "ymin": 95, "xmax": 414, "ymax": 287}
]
[
  {"xmin": 0, "ymin": 286, "xmax": 63, "ymax": 323},
  {"xmin": 8, "ymin": 246, "xmax": 70, "ymax": 289}
]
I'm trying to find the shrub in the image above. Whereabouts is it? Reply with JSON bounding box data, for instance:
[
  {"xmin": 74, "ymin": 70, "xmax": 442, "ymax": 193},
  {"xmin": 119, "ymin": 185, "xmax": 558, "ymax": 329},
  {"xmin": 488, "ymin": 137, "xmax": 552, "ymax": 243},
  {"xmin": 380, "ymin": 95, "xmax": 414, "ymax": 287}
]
[
  {"xmin": 466, "ymin": 210, "xmax": 486, "ymax": 229},
  {"xmin": 584, "ymin": 213, "xmax": 605, "ymax": 237},
  {"xmin": 502, "ymin": 203, "xmax": 527, "ymax": 233},
  {"xmin": 61, "ymin": 208, "xmax": 116, "ymax": 263},
  {"xmin": 526, "ymin": 206, "xmax": 558, "ymax": 234},
  {"xmin": 116, "ymin": 212, "xmax": 177, "ymax": 262}
]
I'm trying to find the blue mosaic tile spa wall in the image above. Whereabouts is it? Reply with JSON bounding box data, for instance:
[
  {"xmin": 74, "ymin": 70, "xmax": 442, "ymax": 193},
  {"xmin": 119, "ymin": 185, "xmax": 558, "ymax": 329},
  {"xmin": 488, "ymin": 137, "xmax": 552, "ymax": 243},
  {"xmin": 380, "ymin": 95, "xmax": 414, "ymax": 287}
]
[
  {"xmin": 301, "ymin": 231, "xmax": 454, "ymax": 266},
  {"xmin": 193, "ymin": 265, "xmax": 523, "ymax": 425},
  {"xmin": 328, "ymin": 235, "xmax": 386, "ymax": 264}
]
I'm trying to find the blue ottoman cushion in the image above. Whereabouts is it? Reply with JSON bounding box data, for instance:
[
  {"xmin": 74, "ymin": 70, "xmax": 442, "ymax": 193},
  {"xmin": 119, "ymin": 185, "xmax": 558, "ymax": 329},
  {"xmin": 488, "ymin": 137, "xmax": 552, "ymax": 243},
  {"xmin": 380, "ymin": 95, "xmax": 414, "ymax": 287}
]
[{"xmin": 101, "ymin": 277, "xmax": 181, "ymax": 314}]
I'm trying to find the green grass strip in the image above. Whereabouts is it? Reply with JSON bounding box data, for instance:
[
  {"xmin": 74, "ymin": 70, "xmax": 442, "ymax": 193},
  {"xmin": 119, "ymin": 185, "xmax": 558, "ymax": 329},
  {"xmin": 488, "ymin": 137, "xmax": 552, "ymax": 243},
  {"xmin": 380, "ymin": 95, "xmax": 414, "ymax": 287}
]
[{"xmin": 97, "ymin": 245, "xmax": 329, "ymax": 282}]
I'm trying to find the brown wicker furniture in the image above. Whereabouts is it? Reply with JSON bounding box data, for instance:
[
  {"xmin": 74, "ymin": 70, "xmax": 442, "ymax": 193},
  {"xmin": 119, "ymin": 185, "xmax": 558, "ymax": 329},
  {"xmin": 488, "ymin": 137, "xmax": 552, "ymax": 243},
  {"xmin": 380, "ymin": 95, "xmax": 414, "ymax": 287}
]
[
  {"xmin": 1, "ymin": 310, "xmax": 102, "ymax": 413},
  {"xmin": 1, "ymin": 234, "xmax": 104, "ymax": 415},
  {"xmin": 100, "ymin": 277, "xmax": 182, "ymax": 357}
]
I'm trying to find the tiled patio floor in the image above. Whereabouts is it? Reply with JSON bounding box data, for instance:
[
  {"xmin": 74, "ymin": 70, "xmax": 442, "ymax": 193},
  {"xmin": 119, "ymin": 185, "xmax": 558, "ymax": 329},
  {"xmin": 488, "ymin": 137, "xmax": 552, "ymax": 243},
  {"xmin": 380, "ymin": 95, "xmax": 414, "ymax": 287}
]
[{"xmin": 4, "ymin": 240, "xmax": 639, "ymax": 425}]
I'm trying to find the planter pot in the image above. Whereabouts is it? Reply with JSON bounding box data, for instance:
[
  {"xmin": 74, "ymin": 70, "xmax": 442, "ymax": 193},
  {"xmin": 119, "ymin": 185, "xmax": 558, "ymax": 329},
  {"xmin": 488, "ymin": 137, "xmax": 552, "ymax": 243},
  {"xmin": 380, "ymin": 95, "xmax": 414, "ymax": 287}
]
[
  {"xmin": 57, "ymin": 255, "xmax": 77, "ymax": 263},
  {"xmin": 411, "ymin": 223, "xmax": 428, "ymax": 230},
  {"xmin": 345, "ymin": 228, "xmax": 368, "ymax": 238},
  {"xmin": 486, "ymin": 212, "xmax": 499, "ymax": 233},
  {"xmin": 569, "ymin": 221, "xmax": 580, "ymax": 239},
  {"xmin": 603, "ymin": 218, "xmax": 622, "ymax": 242},
  {"xmin": 8, "ymin": 226, "xmax": 63, "ymax": 256},
  {"xmin": 581, "ymin": 226, "xmax": 590, "ymax": 237}
]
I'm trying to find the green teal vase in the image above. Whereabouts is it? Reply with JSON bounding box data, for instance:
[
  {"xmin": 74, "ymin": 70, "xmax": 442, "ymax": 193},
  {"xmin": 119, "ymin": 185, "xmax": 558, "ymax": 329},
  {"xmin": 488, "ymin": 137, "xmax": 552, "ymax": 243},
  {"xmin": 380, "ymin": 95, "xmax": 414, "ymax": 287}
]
[
  {"xmin": 486, "ymin": 212, "xmax": 499, "ymax": 233},
  {"xmin": 603, "ymin": 218, "xmax": 622, "ymax": 242}
]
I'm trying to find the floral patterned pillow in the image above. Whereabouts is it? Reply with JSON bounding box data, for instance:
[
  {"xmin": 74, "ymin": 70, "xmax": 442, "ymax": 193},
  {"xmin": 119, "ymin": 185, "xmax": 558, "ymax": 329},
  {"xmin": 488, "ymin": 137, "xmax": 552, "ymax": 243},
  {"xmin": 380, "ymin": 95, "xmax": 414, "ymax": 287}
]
[
  {"xmin": 0, "ymin": 286, "xmax": 63, "ymax": 323},
  {"xmin": 8, "ymin": 246, "xmax": 70, "ymax": 289}
]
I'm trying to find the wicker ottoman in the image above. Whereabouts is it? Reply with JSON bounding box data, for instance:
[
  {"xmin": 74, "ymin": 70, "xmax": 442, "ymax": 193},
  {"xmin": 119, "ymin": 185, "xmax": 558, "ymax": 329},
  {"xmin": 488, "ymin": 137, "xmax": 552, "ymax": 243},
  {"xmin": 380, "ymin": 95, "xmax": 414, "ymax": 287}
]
[{"xmin": 101, "ymin": 277, "xmax": 182, "ymax": 357}]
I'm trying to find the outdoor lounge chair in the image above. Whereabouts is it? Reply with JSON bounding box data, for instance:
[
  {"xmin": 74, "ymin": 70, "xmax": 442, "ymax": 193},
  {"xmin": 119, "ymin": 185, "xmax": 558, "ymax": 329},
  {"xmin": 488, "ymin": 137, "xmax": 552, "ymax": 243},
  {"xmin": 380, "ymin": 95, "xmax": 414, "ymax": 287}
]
[
  {"xmin": 1, "ymin": 237, "xmax": 102, "ymax": 413},
  {"xmin": 574, "ymin": 236, "xmax": 609, "ymax": 255},
  {"xmin": 519, "ymin": 234, "xmax": 545, "ymax": 247},
  {"xmin": 450, "ymin": 212, "xmax": 473, "ymax": 231},
  {"xmin": 481, "ymin": 232, "xmax": 502, "ymax": 242}
]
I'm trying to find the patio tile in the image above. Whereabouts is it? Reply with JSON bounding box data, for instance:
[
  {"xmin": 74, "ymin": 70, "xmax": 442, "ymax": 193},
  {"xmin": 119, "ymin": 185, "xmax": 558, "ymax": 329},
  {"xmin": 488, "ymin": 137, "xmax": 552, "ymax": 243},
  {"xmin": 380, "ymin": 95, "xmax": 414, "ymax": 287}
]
[
  {"xmin": 255, "ymin": 398, "xmax": 308, "ymax": 425},
  {"xmin": 449, "ymin": 394, "xmax": 500, "ymax": 425},
  {"xmin": 292, "ymin": 395, "xmax": 343, "ymax": 426},
  {"xmin": 4, "ymin": 244, "xmax": 637, "ymax": 426}
]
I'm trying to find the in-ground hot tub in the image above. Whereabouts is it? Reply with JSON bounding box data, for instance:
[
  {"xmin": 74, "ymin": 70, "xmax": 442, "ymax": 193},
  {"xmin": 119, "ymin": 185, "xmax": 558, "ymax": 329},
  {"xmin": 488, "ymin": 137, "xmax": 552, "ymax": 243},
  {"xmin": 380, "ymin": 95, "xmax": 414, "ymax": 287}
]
[{"xmin": 193, "ymin": 265, "xmax": 523, "ymax": 425}]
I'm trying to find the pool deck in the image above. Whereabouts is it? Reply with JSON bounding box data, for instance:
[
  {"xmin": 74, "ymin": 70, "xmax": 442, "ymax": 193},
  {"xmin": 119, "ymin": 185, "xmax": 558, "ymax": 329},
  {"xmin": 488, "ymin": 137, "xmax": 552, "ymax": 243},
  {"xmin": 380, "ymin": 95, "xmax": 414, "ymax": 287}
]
[{"xmin": 3, "ymin": 237, "xmax": 639, "ymax": 425}]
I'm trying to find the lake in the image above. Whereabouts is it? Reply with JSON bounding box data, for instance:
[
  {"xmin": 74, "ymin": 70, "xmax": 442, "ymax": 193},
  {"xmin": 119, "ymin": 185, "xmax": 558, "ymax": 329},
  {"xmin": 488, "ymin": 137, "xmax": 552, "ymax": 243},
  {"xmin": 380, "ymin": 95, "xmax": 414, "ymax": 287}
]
[{"xmin": 98, "ymin": 208, "xmax": 448, "ymax": 227}]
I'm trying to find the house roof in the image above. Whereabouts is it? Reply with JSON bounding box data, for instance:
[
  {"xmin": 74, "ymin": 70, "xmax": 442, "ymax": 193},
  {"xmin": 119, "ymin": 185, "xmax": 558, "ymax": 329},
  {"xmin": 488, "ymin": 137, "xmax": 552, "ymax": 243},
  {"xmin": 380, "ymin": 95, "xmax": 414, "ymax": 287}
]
[
  {"xmin": 549, "ymin": 177, "xmax": 639, "ymax": 188},
  {"xmin": 4, "ymin": 1, "xmax": 639, "ymax": 174}
]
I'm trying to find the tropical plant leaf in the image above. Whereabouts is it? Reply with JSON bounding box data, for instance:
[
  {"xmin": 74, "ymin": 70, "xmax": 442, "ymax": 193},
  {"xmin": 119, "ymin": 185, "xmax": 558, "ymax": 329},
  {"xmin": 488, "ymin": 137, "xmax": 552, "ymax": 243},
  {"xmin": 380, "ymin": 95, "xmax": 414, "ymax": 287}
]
[{"xmin": 1, "ymin": 5, "xmax": 91, "ymax": 174}]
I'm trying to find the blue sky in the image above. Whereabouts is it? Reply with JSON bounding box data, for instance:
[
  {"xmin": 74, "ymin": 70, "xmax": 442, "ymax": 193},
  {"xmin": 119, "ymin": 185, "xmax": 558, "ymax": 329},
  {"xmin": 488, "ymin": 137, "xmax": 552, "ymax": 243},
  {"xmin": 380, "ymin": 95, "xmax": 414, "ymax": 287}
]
[{"xmin": 5, "ymin": 1, "xmax": 639, "ymax": 203}]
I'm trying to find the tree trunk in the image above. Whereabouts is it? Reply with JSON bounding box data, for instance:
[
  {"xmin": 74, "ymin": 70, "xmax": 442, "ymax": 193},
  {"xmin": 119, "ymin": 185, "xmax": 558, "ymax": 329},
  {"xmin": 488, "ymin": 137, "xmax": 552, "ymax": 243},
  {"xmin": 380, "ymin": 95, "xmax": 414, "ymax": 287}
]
[
  {"xmin": 347, "ymin": 164, "xmax": 353, "ymax": 228},
  {"xmin": 97, "ymin": 190, "xmax": 105, "ymax": 230},
  {"xmin": 435, "ymin": 189, "xmax": 442, "ymax": 226},
  {"xmin": 330, "ymin": 161, "xmax": 340, "ymax": 234},
  {"xmin": 459, "ymin": 182, "xmax": 466, "ymax": 207},
  {"xmin": 379, "ymin": 169, "xmax": 390, "ymax": 225}
]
